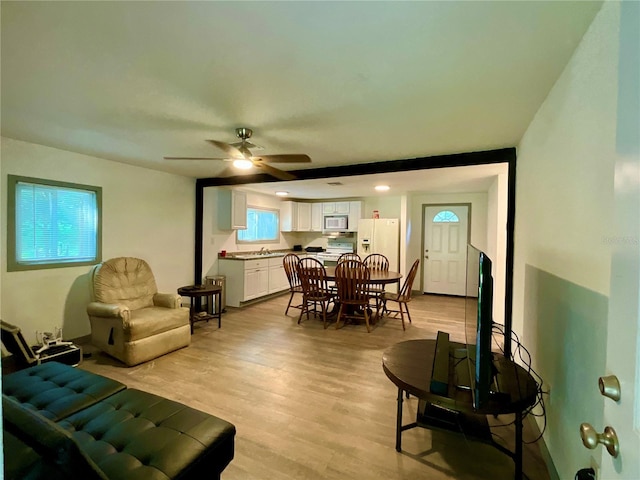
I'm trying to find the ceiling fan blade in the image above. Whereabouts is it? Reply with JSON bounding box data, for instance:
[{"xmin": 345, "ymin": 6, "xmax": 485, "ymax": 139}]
[
  {"xmin": 254, "ymin": 162, "xmax": 297, "ymax": 181},
  {"xmin": 207, "ymin": 140, "xmax": 246, "ymax": 159},
  {"xmin": 252, "ymin": 154, "xmax": 312, "ymax": 164},
  {"xmin": 164, "ymin": 156, "xmax": 226, "ymax": 160},
  {"xmin": 230, "ymin": 140, "xmax": 261, "ymax": 150}
]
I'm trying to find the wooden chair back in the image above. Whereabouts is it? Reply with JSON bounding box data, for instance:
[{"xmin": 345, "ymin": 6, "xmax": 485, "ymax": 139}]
[
  {"xmin": 399, "ymin": 259, "xmax": 420, "ymax": 299},
  {"xmin": 335, "ymin": 260, "xmax": 370, "ymax": 305},
  {"xmin": 363, "ymin": 253, "xmax": 390, "ymax": 271},
  {"xmin": 337, "ymin": 252, "xmax": 361, "ymax": 264},
  {"xmin": 283, "ymin": 253, "xmax": 301, "ymax": 289},
  {"xmin": 298, "ymin": 257, "xmax": 330, "ymax": 299}
]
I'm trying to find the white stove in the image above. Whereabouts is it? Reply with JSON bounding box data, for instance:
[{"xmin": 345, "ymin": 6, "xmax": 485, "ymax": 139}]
[{"xmin": 316, "ymin": 242, "xmax": 354, "ymax": 263}]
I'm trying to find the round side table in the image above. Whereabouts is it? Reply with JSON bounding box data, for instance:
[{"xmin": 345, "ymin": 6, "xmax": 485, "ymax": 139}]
[{"xmin": 177, "ymin": 284, "xmax": 223, "ymax": 334}]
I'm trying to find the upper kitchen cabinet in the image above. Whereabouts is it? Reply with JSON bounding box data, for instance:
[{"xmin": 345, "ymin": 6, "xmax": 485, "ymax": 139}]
[
  {"xmin": 347, "ymin": 201, "xmax": 362, "ymax": 231},
  {"xmin": 218, "ymin": 190, "xmax": 247, "ymax": 230},
  {"xmin": 311, "ymin": 203, "xmax": 323, "ymax": 232},
  {"xmin": 281, "ymin": 201, "xmax": 312, "ymax": 232},
  {"xmin": 323, "ymin": 201, "xmax": 350, "ymax": 214},
  {"xmin": 297, "ymin": 202, "xmax": 312, "ymax": 231}
]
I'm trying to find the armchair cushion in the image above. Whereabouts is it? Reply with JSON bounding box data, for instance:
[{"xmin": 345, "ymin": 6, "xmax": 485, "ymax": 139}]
[
  {"xmin": 126, "ymin": 306, "xmax": 189, "ymax": 341},
  {"xmin": 153, "ymin": 292, "xmax": 182, "ymax": 309},
  {"xmin": 87, "ymin": 302, "xmax": 130, "ymax": 320},
  {"xmin": 92, "ymin": 257, "xmax": 158, "ymax": 310}
]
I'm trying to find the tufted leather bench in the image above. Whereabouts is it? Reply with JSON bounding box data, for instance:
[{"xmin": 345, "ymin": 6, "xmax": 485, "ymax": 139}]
[{"xmin": 3, "ymin": 362, "xmax": 235, "ymax": 479}]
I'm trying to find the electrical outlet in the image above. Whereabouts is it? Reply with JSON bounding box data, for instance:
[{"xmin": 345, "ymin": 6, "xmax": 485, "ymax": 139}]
[{"xmin": 590, "ymin": 455, "xmax": 599, "ymax": 480}]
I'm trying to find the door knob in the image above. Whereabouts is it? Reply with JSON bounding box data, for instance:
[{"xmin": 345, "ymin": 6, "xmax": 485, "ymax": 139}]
[{"xmin": 580, "ymin": 423, "xmax": 619, "ymax": 457}]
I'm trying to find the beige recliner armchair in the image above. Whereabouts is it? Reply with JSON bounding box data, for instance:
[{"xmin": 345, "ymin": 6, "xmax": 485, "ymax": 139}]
[{"xmin": 87, "ymin": 257, "xmax": 190, "ymax": 366}]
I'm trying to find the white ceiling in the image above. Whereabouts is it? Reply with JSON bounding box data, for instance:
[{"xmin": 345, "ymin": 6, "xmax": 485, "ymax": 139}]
[
  {"xmin": 241, "ymin": 163, "xmax": 508, "ymax": 200},
  {"xmin": 1, "ymin": 1, "xmax": 601, "ymax": 189}
]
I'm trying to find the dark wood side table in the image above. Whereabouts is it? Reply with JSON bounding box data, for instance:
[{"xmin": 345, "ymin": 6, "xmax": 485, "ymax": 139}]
[
  {"xmin": 382, "ymin": 339, "xmax": 538, "ymax": 480},
  {"xmin": 178, "ymin": 284, "xmax": 223, "ymax": 334}
]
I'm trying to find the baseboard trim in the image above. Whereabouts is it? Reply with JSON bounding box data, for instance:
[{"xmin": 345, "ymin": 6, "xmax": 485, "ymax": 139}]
[
  {"xmin": 526, "ymin": 415, "xmax": 559, "ymax": 480},
  {"xmin": 72, "ymin": 334, "xmax": 92, "ymax": 345}
]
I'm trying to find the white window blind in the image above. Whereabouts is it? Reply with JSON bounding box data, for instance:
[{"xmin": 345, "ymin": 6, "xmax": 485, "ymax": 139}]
[
  {"xmin": 237, "ymin": 207, "xmax": 279, "ymax": 243},
  {"xmin": 15, "ymin": 181, "xmax": 98, "ymax": 265}
]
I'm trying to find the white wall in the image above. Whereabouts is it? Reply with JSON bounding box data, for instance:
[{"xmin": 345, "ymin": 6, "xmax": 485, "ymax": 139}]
[
  {"xmin": 1, "ymin": 138, "xmax": 195, "ymax": 344},
  {"xmin": 513, "ymin": 2, "xmax": 617, "ymax": 478},
  {"xmin": 487, "ymin": 173, "xmax": 508, "ymax": 326},
  {"xmin": 362, "ymin": 195, "xmax": 403, "ymax": 220}
]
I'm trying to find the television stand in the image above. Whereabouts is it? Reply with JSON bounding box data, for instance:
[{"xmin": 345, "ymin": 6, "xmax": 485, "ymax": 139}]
[{"xmin": 382, "ymin": 338, "xmax": 538, "ymax": 480}]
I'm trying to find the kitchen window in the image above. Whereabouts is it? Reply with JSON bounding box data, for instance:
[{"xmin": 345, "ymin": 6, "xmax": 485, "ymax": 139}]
[
  {"xmin": 237, "ymin": 207, "xmax": 279, "ymax": 243},
  {"xmin": 7, "ymin": 175, "xmax": 102, "ymax": 271}
]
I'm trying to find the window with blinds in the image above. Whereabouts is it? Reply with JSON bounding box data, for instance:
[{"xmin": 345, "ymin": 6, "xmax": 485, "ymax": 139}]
[
  {"xmin": 7, "ymin": 175, "xmax": 102, "ymax": 271},
  {"xmin": 236, "ymin": 207, "xmax": 279, "ymax": 243}
]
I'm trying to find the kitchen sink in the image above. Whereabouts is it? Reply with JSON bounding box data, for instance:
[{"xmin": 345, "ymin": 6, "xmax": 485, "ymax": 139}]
[{"xmin": 232, "ymin": 252, "xmax": 284, "ymax": 259}]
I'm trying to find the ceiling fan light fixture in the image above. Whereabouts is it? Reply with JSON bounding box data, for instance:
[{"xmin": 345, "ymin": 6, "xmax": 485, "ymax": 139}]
[
  {"xmin": 232, "ymin": 159, "xmax": 253, "ymax": 170},
  {"xmin": 375, "ymin": 185, "xmax": 390, "ymax": 192}
]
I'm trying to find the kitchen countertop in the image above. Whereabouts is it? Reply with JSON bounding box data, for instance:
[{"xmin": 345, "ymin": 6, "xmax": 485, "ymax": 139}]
[{"xmin": 219, "ymin": 250, "xmax": 321, "ymax": 260}]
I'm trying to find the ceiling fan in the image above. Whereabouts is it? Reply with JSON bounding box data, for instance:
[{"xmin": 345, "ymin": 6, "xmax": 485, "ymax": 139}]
[{"xmin": 164, "ymin": 127, "xmax": 311, "ymax": 180}]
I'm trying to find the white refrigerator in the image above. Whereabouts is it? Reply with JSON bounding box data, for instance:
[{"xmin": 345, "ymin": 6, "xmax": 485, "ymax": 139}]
[{"xmin": 357, "ymin": 218, "xmax": 400, "ymax": 277}]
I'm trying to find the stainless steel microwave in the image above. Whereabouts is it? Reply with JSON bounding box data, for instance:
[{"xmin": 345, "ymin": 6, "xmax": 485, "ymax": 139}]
[{"xmin": 323, "ymin": 214, "xmax": 348, "ymax": 231}]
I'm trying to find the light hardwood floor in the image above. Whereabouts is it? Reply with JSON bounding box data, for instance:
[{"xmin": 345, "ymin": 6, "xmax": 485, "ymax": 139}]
[{"xmin": 79, "ymin": 293, "xmax": 550, "ymax": 480}]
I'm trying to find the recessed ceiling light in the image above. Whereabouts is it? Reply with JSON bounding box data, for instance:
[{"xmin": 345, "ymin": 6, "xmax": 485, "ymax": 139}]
[
  {"xmin": 275, "ymin": 191, "xmax": 289, "ymax": 197},
  {"xmin": 375, "ymin": 185, "xmax": 390, "ymax": 192},
  {"xmin": 232, "ymin": 159, "xmax": 253, "ymax": 170}
]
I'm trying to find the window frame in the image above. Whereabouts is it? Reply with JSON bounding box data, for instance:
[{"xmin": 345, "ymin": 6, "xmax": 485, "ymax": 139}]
[
  {"xmin": 236, "ymin": 205, "xmax": 280, "ymax": 244},
  {"xmin": 433, "ymin": 210, "xmax": 460, "ymax": 223},
  {"xmin": 7, "ymin": 175, "xmax": 102, "ymax": 271}
]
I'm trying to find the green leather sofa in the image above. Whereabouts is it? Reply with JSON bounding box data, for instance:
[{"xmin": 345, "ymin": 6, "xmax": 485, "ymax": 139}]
[{"xmin": 2, "ymin": 362, "xmax": 235, "ymax": 479}]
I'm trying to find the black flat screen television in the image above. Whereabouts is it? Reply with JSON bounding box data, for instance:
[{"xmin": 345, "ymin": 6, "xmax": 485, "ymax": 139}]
[{"xmin": 465, "ymin": 244, "xmax": 495, "ymax": 410}]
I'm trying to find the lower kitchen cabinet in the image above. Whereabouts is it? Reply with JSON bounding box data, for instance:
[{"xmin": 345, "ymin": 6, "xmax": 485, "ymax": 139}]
[{"xmin": 219, "ymin": 256, "xmax": 289, "ymax": 307}]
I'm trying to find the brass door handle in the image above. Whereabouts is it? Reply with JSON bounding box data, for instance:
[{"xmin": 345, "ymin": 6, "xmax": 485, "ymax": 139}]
[
  {"xmin": 580, "ymin": 423, "xmax": 619, "ymax": 457},
  {"xmin": 599, "ymin": 375, "xmax": 621, "ymax": 401}
]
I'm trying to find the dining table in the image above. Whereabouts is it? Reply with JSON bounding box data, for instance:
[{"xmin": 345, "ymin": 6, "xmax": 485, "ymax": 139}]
[
  {"xmin": 322, "ymin": 266, "xmax": 403, "ymax": 323},
  {"xmin": 323, "ymin": 266, "xmax": 403, "ymax": 286}
]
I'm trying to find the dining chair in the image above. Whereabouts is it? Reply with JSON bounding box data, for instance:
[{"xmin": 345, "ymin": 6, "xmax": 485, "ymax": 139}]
[
  {"xmin": 363, "ymin": 253, "xmax": 389, "ymax": 271},
  {"xmin": 283, "ymin": 253, "xmax": 303, "ymax": 315},
  {"xmin": 297, "ymin": 257, "xmax": 336, "ymax": 329},
  {"xmin": 380, "ymin": 259, "xmax": 420, "ymax": 331},
  {"xmin": 334, "ymin": 260, "xmax": 373, "ymax": 333},
  {"xmin": 363, "ymin": 253, "xmax": 390, "ymax": 315},
  {"xmin": 337, "ymin": 252, "xmax": 361, "ymax": 264}
]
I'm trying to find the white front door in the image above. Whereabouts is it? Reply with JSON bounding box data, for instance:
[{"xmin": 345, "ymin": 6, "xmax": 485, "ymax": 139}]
[
  {"xmin": 599, "ymin": 3, "xmax": 639, "ymax": 477},
  {"xmin": 423, "ymin": 205, "xmax": 469, "ymax": 296}
]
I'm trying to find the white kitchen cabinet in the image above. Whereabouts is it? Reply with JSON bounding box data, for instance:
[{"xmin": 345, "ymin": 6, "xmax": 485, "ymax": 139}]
[
  {"xmin": 268, "ymin": 257, "xmax": 289, "ymax": 293},
  {"xmin": 280, "ymin": 201, "xmax": 297, "ymax": 232},
  {"xmin": 322, "ymin": 201, "xmax": 350, "ymax": 214},
  {"xmin": 218, "ymin": 190, "xmax": 247, "ymax": 230},
  {"xmin": 311, "ymin": 203, "xmax": 323, "ymax": 232},
  {"xmin": 281, "ymin": 201, "xmax": 312, "ymax": 232},
  {"xmin": 297, "ymin": 202, "xmax": 312, "ymax": 231},
  {"xmin": 347, "ymin": 201, "xmax": 362, "ymax": 231},
  {"xmin": 245, "ymin": 267, "xmax": 269, "ymax": 300},
  {"xmin": 219, "ymin": 256, "xmax": 288, "ymax": 307}
]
